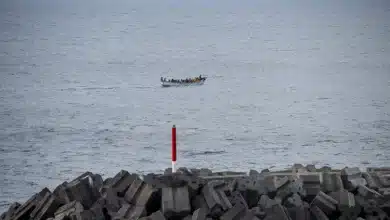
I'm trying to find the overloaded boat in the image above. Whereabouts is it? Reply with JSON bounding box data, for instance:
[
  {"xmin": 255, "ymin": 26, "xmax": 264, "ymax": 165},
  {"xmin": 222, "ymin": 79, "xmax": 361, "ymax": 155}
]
[{"xmin": 160, "ymin": 75, "xmax": 207, "ymax": 87}]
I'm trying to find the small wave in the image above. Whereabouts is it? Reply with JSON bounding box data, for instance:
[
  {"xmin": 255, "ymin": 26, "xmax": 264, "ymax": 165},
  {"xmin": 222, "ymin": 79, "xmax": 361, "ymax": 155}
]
[
  {"xmin": 0, "ymin": 200, "xmax": 9, "ymax": 209},
  {"xmin": 107, "ymin": 61, "xmax": 136, "ymax": 65},
  {"xmin": 373, "ymin": 120, "xmax": 390, "ymax": 131},
  {"xmin": 317, "ymin": 97, "xmax": 330, "ymax": 100},
  {"xmin": 10, "ymin": 71, "xmax": 31, "ymax": 75},
  {"xmin": 186, "ymin": 150, "xmax": 226, "ymax": 156},
  {"xmin": 60, "ymin": 88, "xmax": 77, "ymax": 92},
  {"xmin": 134, "ymin": 86, "xmax": 152, "ymax": 89},
  {"xmin": 94, "ymin": 129, "xmax": 112, "ymax": 135},
  {"xmin": 143, "ymin": 146, "xmax": 156, "ymax": 150},
  {"xmin": 317, "ymin": 139, "xmax": 338, "ymax": 144},
  {"xmin": 137, "ymin": 158, "xmax": 154, "ymax": 163},
  {"xmin": 83, "ymin": 87, "xmax": 119, "ymax": 91}
]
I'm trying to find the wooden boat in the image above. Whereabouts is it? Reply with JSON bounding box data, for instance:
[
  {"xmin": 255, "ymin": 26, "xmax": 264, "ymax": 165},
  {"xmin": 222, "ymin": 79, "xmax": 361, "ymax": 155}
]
[{"xmin": 160, "ymin": 76, "xmax": 207, "ymax": 87}]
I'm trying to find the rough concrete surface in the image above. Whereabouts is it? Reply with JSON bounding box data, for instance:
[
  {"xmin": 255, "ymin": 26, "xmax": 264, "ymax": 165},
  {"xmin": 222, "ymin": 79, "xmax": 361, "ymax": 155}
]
[{"xmin": 1, "ymin": 164, "xmax": 390, "ymax": 220}]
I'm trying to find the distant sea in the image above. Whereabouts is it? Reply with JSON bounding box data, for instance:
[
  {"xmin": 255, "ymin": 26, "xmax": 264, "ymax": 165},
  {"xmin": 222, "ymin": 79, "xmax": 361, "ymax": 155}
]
[{"xmin": 1, "ymin": 0, "xmax": 389, "ymax": 212}]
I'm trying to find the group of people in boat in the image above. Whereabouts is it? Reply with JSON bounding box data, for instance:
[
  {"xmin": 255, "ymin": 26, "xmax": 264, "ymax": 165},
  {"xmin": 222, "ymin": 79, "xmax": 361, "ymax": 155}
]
[{"xmin": 161, "ymin": 75, "xmax": 205, "ymax": 83}]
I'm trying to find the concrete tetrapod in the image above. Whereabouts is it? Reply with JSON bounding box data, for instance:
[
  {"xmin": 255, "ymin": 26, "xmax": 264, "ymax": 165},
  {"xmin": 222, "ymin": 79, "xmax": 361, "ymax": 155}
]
[{"xmin": 1, "ymin": 165, "xmax": 390, "ymax": 220}]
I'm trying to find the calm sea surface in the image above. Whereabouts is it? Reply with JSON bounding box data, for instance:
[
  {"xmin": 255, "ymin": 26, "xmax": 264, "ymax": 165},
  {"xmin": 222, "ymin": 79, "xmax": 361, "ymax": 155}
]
[{"xmin": 1, "ymin": 0, "xmax": 390, "ymax": 212}]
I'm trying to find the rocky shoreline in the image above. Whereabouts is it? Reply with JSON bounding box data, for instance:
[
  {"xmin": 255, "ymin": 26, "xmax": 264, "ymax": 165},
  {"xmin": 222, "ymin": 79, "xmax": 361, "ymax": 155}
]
[{"xmin": 1, "ymin": 164, "xmax": 389, "ymax": 220}]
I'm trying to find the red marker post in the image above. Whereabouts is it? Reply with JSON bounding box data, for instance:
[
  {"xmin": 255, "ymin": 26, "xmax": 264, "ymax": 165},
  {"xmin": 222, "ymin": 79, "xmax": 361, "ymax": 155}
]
[{"xmin": 171, "ymin": 125, "xmax": 177, "ymax": 173}]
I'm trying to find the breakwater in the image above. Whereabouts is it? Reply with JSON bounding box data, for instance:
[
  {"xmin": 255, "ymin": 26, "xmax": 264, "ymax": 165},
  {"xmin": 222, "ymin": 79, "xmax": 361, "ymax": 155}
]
[{"xmin": 1, "ymin": 164, "xmax": 389, "ymax": 220}]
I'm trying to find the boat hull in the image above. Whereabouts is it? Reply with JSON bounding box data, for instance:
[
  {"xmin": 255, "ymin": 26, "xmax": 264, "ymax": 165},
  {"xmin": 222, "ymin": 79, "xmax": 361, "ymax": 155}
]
[{"xmin": 161, "ymin": 79, "xmax": 206, "ymax": 87}]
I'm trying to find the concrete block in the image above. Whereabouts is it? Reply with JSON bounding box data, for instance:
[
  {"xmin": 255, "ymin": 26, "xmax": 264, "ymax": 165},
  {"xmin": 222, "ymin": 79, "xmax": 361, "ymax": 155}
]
[
  {"xmin": 258, "ymin": 195, "xmax": 281, "ymax": 211},
  {"xmin": 68, "ymin": 172, "xmax": 103, "ymax": 198},
  {"xmin": 177, "ymin": 167, "xmax": 193, "ymax": 176},
  {"xmin": 249, "ymin": 207, "xmax": 266, "ymax": 219},
  {"xmin": 30, "ymin": 192, "xmax": 61, "ymax": 220},
  {"xmin": 341, "ymin": 167, "xmax": 367, "ymax": 191},
  {"xmin": 53, "ymin": 182, "xmax": 71, "ymax": 205},
  {"xmin": 263, "ymin": 176, "xmax": 289, "ymax": 193},
  {"xmin": 161, "ymin": 186, "xmax": 191, "ymax": 218},
  {"xmin": 103, "ymin": 177, "xmax": 112, "ymax": 186},
  {"xmin": 310, "ymin": 191, "xmax": 338, "ymax": 215},
  {"xmin": 292, "ymin": 163, "xmax": 306, "ymax": 173},
  {"xmin": 310, "ymin": 205, "xmax": 329, "ymax": 220},
  {"xmin": 1, "ymin": 202, "xmax": 21, "ymax": 220},
  {"xmin": 155, "ymin": 173, "xmax": 189, "ymax": 188},
  {"xmin": 199, "ymin": 168, "xmax": 213, "ymax": 176},
  {"xmin": 54, "ymin": 201, "xmax": 84, "ymax": 220},
  {"xmin": 329, "ymin": 190, "xmax": 360, "ymax": 220},
  {"xmin": 365, "ymin": 207, "xmax": 388, "ymax": 220},
  {"xmin": 139, "ymin": 211, "xmax": 166, "ymax": 220},
  {"xmin": 101, "ymin": 188, "xmax": 122, "ymax": 213},
  {"xmin": 304, "ymin": 185, "xmax": 321, "ymax": 201},
  {"xmin": 367, "ymin": 167, "xmax": 390, "ymax": 172},
  {"xmin": 202, "ymin": 181, "xmax": 232, "ymax": 217},
  {"xmin": 219, "ymin": 202, "xmax": 247, "ymax": 220},
  {"xmin": 124, "ymin": 178, "xmax": 160, "ymax": 213},
  {"xmin": 264, "ymin": 204, "xmax": 291, "ymax": 220},
  {"xmin": 319, "ymin": 166, "xmax": 332, "ymax": 173},
  {"xmin": 191, "ymin": 195, "xmax": 209, "ymax": 212},
  {"xmin": 88, "ymin": 198, "xmax": 110, "ymax": 220},
  {"xmin": 65, "ymin": 176, "xmax": 98, "ymax": 209},
  {"xmin": 192, "ymin": 208, "xmax": 207, "ymax": 220},
  {"xmin": 68, "ymin": 172, "xmax": 93, "ymax": 184},
  {"xmin": 236, "ymin": 177, "xmax": 266, "ymax": 208},
  {"xmin": 300, "ymin": 174, "xmax": 321, "ymax": 185},
  {"xmin": 363, "ymin": 172, "xmax": 380, "ymax": 191},
  {"xmin": 113, "ymin": 203, "xmax": 147, "ymax": 220},
  {"xmin": 91, "ymin": 174, "xmax": 104, "ymax": 190},
  {"xmin": 322, "ymin": 172, "xmax": 343, "ymax": 193},
  {"xmin": 376, "ymin": 172, "xmax": 390, "ymax": 188},
  {"xmin": 228, "ymin": 191, "xmax": 248, "ymax": 209},
  {"xmin": 378, "ymin": 188, "xmax": 390, "ymax": 196},
  {"xmin": 249, "ymin": 169, "xmax": 260, "ymax": 177},
  {"xmin": 110, "ymin": 170, "xmax": 139, "ymax": 197},
  {"xmin": 378, "ymin": 188, "xmax": 390, "ymax": 205},
  {"xmin": 241, "ymin": 211, "xmax": 260, "ymax": 220},
  {"xmin": 301, "ymin": 174, "xmax": 321, "ymax": 201},
  {"xmin": 276, "ymin": 178, "xmax": 306, "ymax": 201},
  {"xmin": 355, "ymin": 196, "xmax": 381, "ymax": 216},
  {"xmin": 12, "ymin": 188, "xmax": 51, "ymax": 220},
  {"xmin": 182, "ymin": 215, "xmax": 192, "ymax": 220},
  {"xmin": 341, "ymin": 167, "xmax": 362, "ymax": 178},
  {"xmin": 208, "ymin": 180, "xmax": 226, "ymax": 188},
  {"xmin": 287, "ymin": 204, "xmax": 310, "ymax": 220},
  {"xmin": 227, "ymin": 178, "xmax": 238, "ymax": 193},
  {"xmin": 380, "ymin": 201, "xmax": 390, "ymax": 216},
  {"xmin": 284, "ymin": 193, "xmax": 303, "ymax": 208},
  {"xmin": 69, "ymin": 210, "xmax": 94, "ymax": 220},
  {"xmin": 143, "ymin": 173, "xmax": 167, "ymax": 189},
  {"xmin": 357, "ymin": 185, "xmax": 383, "ymax": 200},
  {"xmin": 149, "ymin": 211, "xmax": 166, "ymax": 220},
  {"xmin": 261, "ymin": 169, "xmax": 270, "ymax": 173},
  {"xmin": 306, "ymin": 164, "xmax": 317, "ymax": 172}
]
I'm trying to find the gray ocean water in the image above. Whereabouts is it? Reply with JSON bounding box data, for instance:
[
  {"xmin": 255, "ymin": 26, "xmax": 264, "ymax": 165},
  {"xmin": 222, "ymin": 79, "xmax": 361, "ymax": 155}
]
[{"xmin": 1, "ymin": 0, "xmax": 390, "ymax": 212}]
